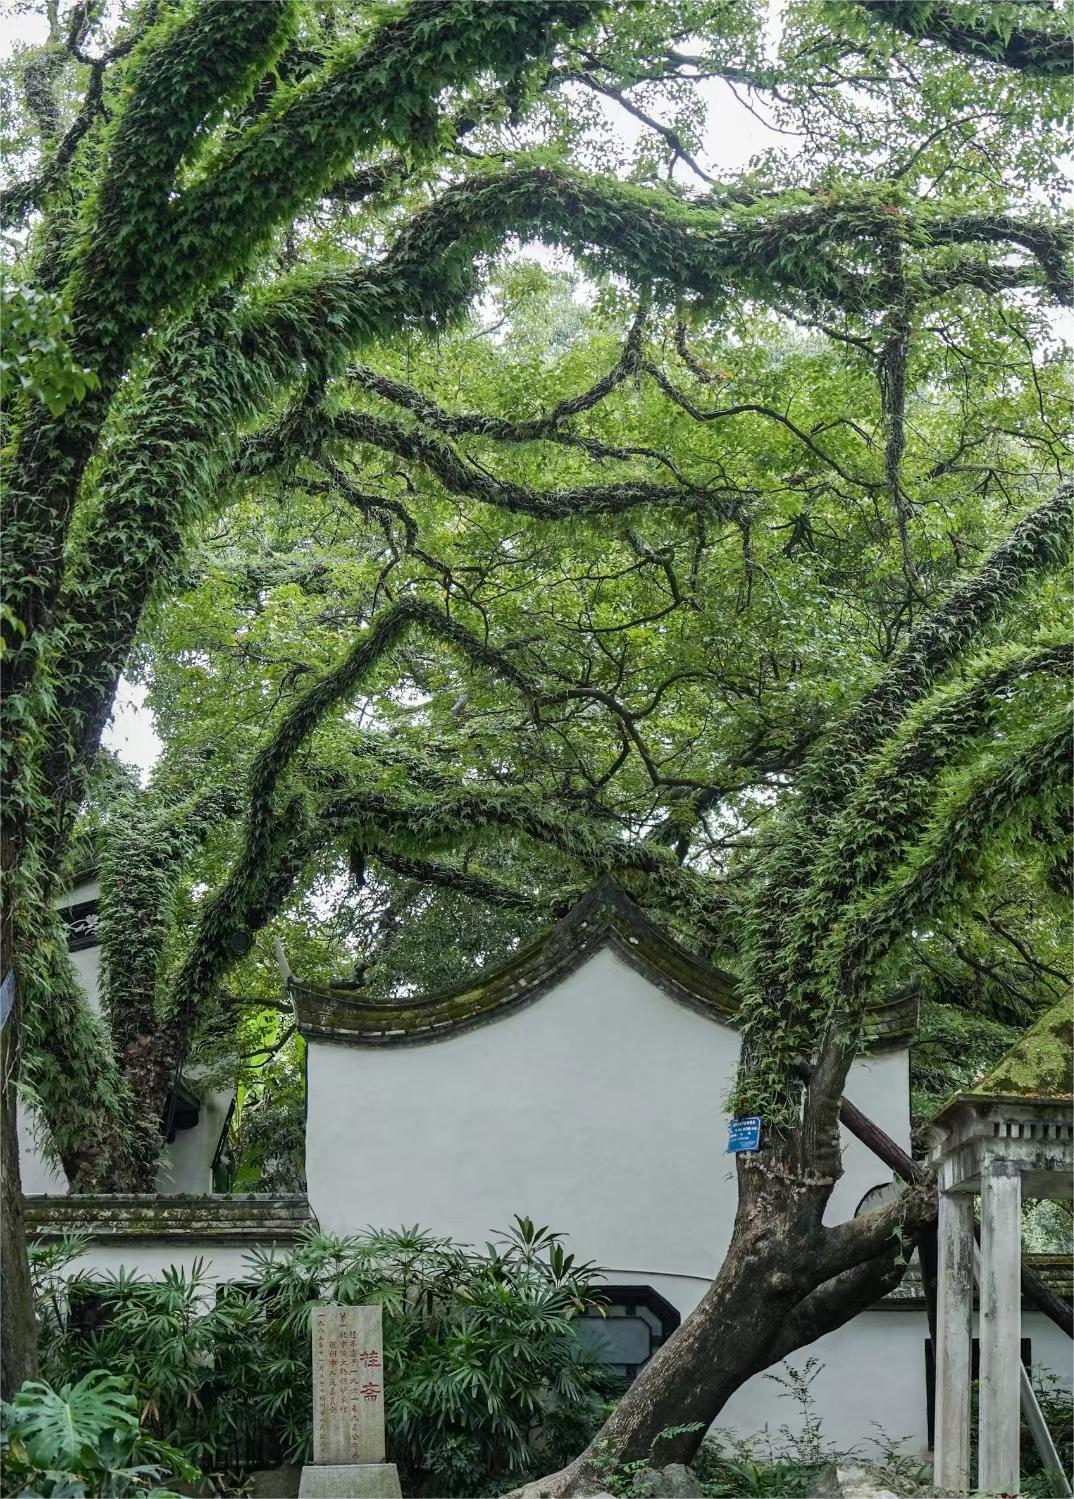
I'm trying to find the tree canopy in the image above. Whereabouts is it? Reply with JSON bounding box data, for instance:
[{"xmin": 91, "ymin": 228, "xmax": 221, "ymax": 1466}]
[{"xmin": 1, "ymin": 0, "xmax": 1071, "ymax": 1420}]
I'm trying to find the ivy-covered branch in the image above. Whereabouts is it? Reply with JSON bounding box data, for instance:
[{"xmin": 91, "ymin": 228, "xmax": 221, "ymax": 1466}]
[
  {"xmin": 32, "ymin": 306, "xmax": 275, "ymax": 862},
  {"xmin": 787, "ymin": 709, "xmax": 1071, "ymax": 1163},
  {"xmin": 823, "ymin": 708, "xmax": 1070, "ymax": 1015},
  {"xmin": 168, "ymin": 595, "xmax": 722, "ymax": 1053},
  {"xmin": 321, "ymin": 787, "xmax": 708, "ymax": 892},
  {"xmin": 778, "ymin": 642, "xmax": 1072, "ymax": 1009},
  {"xmin": 329, "ymin": 409, "xmax": 728, "ymax": 521},
  {"xmin": 160, "ymin": 596, "xmax": 529, "ymax": 1025},
  {"xmin": 33, "ymin": 167, "xmax": 1068, "ymax": 869},
  {"xmin": 745, "ymin": 484, "xmax": 1072, "ymax": 989},
  {"xmin": 855, "ymin": 0, "xmax": 1074, "ymax": 78},
  {"xmin": 783, "ymin": 484, "xmax": 1072, "ymax": 850},
  {"xmin": 98, "ymin": 779, "xmax": 240, "ymax": 1089},
  {"xmin": 2, "ymin": 0, "xmax": 292, "ymax": 737},
  {"xmin": 248, "ymin": 167, "xmax": 1068, "ymax": 371},
  {"xmin": 160, "ymin": 1, "xmax": 603, "ymax": 313},
  {"xmin": 2, "ymin": 1, "xmax": 603, "ymax": 863},
  {"xmin": 369, "ymin": 850, "xmax": 577, "ymax": 918},
  {"xmin": 16, "ymin": 912, "xmax": 139, "ymax": 1191},
  {"xmin": 925, "ymin": 212, "xmax": 1072, "ymax": 307},
  {"xmin": 346, "ymin": 295, "xmax": 648, "ymax": 449},
  {"xmin": 733, "ymin": 490, "xmax": 1072, "ymax": 1119}
]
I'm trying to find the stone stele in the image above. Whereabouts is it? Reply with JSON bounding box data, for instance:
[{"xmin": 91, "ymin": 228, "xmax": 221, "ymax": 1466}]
[{"xmin": 299, "ymin": 1303, "xmax": 401, "ymax": 1499}]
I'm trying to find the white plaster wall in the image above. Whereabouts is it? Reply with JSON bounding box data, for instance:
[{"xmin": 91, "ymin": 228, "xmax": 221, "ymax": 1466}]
[
  {"xmin": 18, "ymin": 1106, "xmax": 68, "ymax": 1193},
  {"xmin": 1025, "ymin": 1311, "xmax": 1074, "ymax": 1392},
  {"xmin": 306, "ymin": 948, "xmax": 909, "ymax": 1266},
  {"xmin": 69, "ymin": 946, "xmax": 102, "ymax": 1010},
  {"xmin": 155, "ymin": 1088, "xmax": 233, "ymax": 1195},
  {"xmin": 19, "ymin": 877, "xmax": 234, "ymax": 1197},
  {"xmin": 19, "ymin": 1089, "xmax": 232, "ymax": 1199},
  {"xmin": 50, "ymin": 1241, "xmax": 275, "ymax": 1293},
  {"xmin": 830, "ymin": 1047, "xmax": 911, "ymax": 1223},
  {"xmin": 718, "ymin": 1308, "xmax": 931, "ymax": 1455},
  {"xmin": 304, "ymin": 946, "xmax": 922, "ymax": 1445},
  {"xmin": 708, "ymin": 1306, "xmax": 1071, "ymax": 1460}
]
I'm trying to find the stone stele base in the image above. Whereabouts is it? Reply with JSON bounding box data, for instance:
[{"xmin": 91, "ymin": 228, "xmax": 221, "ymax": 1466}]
[{"xmin": 298, "ymin": 1463, "xmax": 402, "ymax": 1498}]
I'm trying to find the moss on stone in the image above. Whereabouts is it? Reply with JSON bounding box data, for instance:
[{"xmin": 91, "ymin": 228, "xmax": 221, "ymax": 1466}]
[
  {"xmin": 290, "ymin": 882, "xmax": 916, "ymax": 1048},
  {"xmin": 969, "ymin": 998, "xmax": 1073, "ymax": 1101},
  {"xmin": 23, "ymin": 1192, "xmax": 314, "ymax": 1242}
]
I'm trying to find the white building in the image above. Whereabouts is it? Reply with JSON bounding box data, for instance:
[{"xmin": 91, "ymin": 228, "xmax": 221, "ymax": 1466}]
[
  {"xmin": 19, "ymin": 872, "xmax": 235, "ymax": 1196},
  {"xmin": 22, "ymin": 882, "xmax": 1071, "ymax": 1459}
]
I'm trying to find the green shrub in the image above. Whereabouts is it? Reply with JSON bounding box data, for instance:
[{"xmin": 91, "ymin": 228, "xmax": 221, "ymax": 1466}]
[
  {"xmin": 32, "ymin": 1218, "xmax": 615, "ymax": 1495},
  {"xmin": 0, "ymin": 1369, "xmax": 198, "ymax": 1497}
]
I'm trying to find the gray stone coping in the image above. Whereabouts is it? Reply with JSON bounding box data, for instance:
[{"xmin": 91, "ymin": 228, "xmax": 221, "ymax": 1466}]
[
  {"xmin": 23, "ymin": 1193, "xmax": 316, "ymax": 1244},
  {"xmin": 288, "ymin": 880, "xmax": 917, "ymax": 1050}
]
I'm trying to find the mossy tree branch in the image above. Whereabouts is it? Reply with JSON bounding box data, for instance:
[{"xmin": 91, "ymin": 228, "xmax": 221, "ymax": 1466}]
[
  {"xmin": 855, "ymin": 0, "xmax": 1074, "ymax": 79},
  {"xmin": 34, "ymin": 176, "xmax": 1068, "ymax": 873},
  {"xmin": 165, "ymin": 594, "xmax": 721, "ymax": 1074},
  {"xmin": 733, "ymin": 492, "xmax": 1073, "ymax": 1122}
]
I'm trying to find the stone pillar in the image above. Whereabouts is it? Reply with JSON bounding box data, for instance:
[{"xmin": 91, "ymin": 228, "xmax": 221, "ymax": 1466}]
[
  {"xmin": 934, "ymin": 1190, "xmax": 974, "ymax": 1492},
  {"xmin": 979, "ymin": 1157, "xmax": 1022, "ymax": 1496}
]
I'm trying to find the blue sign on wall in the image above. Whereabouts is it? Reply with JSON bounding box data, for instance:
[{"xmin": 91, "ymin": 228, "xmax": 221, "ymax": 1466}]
[{"xmin": 727, "ymin": 1116, "xmax": 762, "ymax": 1153}]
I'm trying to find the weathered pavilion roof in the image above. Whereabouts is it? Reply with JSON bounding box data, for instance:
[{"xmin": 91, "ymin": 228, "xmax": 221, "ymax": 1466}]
[
  {"xmin": 928, "ymin": 996, "xmax": 1074, "ymax": 1159},
  {"xmin": 966, "ymin": 997, "xmax": 1073, "ymax": 1106},
  {"xmin": 287, "ymin": 881, "xmax": 918, "ymax": 1048}
]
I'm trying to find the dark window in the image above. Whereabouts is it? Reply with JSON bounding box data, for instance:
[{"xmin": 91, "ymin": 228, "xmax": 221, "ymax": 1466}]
[
  {"xmin": 162, "ymin": 1084, "xmax": 200, "ymax": 1142},
  {"xmin": 577, "ymin": 1285, "xmax": 680, "ymax": 1384},
  {"xmin": 57, "ymin": 899, "xmax": 100, "ymax": 952},
  {"xmin": 924, "ymin": 1337, "xmax": 1032, "ymax": 1446}
]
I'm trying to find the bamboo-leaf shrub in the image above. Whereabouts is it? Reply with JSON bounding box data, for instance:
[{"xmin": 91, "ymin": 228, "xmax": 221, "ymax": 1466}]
[{"xmin": 31, "ymin": 1220, "xmax": 615, "ymax": 1495}]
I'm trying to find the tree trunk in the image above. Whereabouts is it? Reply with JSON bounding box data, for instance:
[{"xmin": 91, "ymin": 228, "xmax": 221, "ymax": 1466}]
[
  {"xmin": 0, "ymin": 864, "xmax": 37, "ymax": 1398},
  {"xmin": 63, "ymin": 1046, "xmax": 169, "ymax": 1193},
  {"xmin": 1, "ymin": 1064, "xmax": 37, "ymax": 1398},
  {"xmin": 509, "ymin": 1154, "xmax": 839, "ymax": 1496},
  {"xmin": 509, "ymin": 1122, "xmax": 938, "ymax": 1499}
]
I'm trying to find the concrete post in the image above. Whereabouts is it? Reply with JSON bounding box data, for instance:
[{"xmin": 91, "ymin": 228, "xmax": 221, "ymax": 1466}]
[
  {"xmin": 979, "ymin": 1157, "xmax": 1022, "ymax": 1495},
  {"xmin": 934, "ymin": 1190, "xmax": 974, "ymax": 1492}
]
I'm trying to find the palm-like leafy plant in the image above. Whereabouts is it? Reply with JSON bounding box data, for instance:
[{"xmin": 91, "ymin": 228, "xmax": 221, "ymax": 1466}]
[{"xmin": 31, "ymin": 1218, "xmax": 615, "ymax": 1495}]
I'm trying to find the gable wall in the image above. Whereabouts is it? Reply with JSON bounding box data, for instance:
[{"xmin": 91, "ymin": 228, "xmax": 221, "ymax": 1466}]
[
  {"xmin": 306, "ymin": 947, "xmax": 908, "ymax": 1257},
  {"xmin": 304, "ymin": 947, "xmax": 928, "ymax": 1450}
]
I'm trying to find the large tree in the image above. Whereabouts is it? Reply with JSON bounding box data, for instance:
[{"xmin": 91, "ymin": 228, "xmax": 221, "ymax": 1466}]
[{"xmin": 1, "ymin": 0, "xmax": 1070, "ymax": 1427}]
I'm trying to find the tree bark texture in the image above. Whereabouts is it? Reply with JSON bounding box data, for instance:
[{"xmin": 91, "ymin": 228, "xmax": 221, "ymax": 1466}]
[
  {"xmin": 0, "ymin": 865, "xmax": 37, "ymax": 1399},
  {"xmin": 510, "ymin": 1127, "xmax": 937, "ymax": 1498}
]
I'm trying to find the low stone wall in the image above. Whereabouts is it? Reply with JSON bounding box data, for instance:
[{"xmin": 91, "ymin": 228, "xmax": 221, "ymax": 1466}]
[{"xmin": 23, "ymin": 1192, "xmax": 315, "ymax": 1244}]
